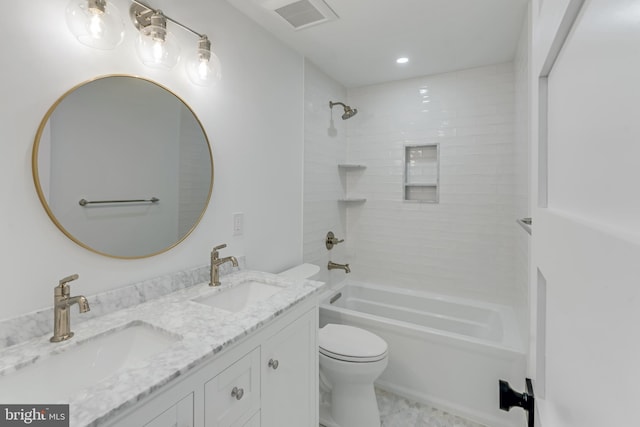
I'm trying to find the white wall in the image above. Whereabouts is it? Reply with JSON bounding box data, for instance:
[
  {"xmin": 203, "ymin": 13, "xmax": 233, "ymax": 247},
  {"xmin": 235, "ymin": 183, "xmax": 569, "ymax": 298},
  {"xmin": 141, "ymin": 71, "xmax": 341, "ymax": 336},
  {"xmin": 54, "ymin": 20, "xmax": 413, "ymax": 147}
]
[
  {"xmin": 0, "ymin": 0, "xmax": 304, "ymax": 320},
  {"xmin": 345, "ymin": 65, "xmax": 518, "ymax": 304},
  {"xmin": 302, "ymin": 60, "xmax": 349, "ymax": 285}
]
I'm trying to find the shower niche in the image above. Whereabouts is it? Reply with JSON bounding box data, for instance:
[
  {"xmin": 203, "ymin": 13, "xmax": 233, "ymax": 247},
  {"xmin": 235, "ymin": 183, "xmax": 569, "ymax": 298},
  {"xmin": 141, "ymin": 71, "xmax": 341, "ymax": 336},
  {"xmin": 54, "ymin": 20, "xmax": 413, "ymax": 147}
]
[{"xmin": 404, "ymin": 144, "xmax": 439, "ymax": 203}]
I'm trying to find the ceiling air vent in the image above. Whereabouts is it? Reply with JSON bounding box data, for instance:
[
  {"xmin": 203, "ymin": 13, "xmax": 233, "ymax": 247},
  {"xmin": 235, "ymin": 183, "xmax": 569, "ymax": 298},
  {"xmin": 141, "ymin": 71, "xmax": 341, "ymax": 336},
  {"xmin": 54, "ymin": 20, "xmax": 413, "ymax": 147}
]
[{"xmin": 272, "ymin": 0, "xmax": 338, "ymax": 30}]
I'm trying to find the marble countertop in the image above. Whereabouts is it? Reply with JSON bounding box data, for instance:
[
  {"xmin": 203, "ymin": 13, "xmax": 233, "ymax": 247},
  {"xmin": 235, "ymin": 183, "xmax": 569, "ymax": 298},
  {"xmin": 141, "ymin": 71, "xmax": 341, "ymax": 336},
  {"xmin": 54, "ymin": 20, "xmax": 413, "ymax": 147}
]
[{"xmin": 0, "ymin": 269, "xmax": 325, "ymax": 427}]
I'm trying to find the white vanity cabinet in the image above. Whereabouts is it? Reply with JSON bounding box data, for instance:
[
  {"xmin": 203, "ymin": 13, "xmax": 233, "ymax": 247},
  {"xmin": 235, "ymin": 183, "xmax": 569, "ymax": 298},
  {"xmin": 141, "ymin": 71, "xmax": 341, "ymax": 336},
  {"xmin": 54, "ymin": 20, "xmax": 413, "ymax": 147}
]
[
  {"xmin": 106, "ymin": 301, "xmax": 318, "ymax": 427},
  {"xmin": 261, "ymin": 310, "xmax": 317, "ymax": 427},
  {"xmin": 204, "ymin": 348, "xmax": 260, "ymax": 427},
  {"xmin": 144, "ymin": 394, "xmax": 194, "ymax": 427}
]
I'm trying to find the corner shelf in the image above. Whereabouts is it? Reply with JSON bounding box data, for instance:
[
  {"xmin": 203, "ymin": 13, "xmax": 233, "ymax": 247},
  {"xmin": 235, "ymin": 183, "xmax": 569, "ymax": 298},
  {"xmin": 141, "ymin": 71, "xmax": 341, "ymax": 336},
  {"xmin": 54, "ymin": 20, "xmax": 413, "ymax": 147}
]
[
  {"xmin": 338, "ymin": 163, "xmax": 366, "ymax": 204},
  {"xmin": 404, "ymin": 182, "xmax": 437, "ymax": 187},
  {"xmin": 338, "ymin": 198, "xmax": 367, "ymax": 203},
  {"xmin": 338, "ymin": 163, "xmax": 367, "ymax": 170},
  {"xmin": 517, "ymin": 217, "xmax": 532, "ymax": 235}
]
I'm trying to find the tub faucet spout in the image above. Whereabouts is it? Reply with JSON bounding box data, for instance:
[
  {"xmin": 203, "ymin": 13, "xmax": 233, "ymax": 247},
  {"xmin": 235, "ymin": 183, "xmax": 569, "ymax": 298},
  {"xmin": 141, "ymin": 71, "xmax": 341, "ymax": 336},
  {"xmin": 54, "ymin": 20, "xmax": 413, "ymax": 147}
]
[{"xmin": 328, "ymin": 261, "xmax": 350, "ymax": 274}]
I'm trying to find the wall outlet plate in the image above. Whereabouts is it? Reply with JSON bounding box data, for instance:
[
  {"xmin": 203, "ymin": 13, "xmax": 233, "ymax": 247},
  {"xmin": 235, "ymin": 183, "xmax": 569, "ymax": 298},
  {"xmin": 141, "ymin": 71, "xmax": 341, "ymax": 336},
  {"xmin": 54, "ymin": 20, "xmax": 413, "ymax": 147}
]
[{"xmin": 233, "ymin": 213, "xmax": 244, "ymax": 236}]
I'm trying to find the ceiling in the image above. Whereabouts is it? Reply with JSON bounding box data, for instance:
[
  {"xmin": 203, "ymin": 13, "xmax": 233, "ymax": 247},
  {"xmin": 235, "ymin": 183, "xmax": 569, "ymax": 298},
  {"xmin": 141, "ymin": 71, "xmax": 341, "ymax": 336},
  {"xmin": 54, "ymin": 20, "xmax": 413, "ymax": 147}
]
[{"xmin": 227, "ymin": 0, "xmax": 529, "ymax": 88}]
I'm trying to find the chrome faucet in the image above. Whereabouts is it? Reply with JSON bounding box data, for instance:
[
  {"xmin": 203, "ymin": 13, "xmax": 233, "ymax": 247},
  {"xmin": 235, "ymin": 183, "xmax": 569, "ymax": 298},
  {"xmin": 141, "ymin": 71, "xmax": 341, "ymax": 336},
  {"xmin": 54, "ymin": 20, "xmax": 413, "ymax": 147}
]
[
  {"xmin": 328, "ymin": 261, "xmax": 351, "ymax": 274},
  {"xmin": 210, "ymin": 244, "xmax": 238, "ymax": 286},
  {"xmin": 50, "ymin": 274, "xmax": 90, "ymax": 343}
]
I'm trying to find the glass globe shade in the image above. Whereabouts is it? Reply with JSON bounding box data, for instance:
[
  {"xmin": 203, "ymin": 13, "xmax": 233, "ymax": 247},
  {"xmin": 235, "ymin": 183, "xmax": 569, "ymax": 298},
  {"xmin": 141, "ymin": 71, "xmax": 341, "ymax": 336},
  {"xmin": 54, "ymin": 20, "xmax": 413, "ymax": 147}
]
[
  {"xmin": 135, "ymin": 26, "xmax": 181, "ymax": 69},
  {"xmin": 65, "ymin": 0, "xmax": 124, "ymax": 50},
  {"xmin": 187, "ymin": 49, "xmax": 222, "ymax": 86}
]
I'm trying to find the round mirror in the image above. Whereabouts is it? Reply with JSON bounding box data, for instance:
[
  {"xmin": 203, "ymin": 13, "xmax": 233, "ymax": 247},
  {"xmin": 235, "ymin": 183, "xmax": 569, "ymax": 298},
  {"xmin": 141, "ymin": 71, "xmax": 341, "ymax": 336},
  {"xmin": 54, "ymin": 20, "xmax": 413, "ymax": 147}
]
[{"xmin": 32, "ymin": 75, "xmax": 213, "ymax": 258}]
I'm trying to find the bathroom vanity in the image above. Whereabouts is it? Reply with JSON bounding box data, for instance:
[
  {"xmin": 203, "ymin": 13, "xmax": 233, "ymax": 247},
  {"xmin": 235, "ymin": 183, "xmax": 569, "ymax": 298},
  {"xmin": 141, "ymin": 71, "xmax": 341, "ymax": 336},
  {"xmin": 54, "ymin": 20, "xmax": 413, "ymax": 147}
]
[
  {"xmin": 0, "ymin": 269, "xmax": 323, "ymax": 427},
  {"xmin": 110, "ymin": 297, "xmax": 317, "ymax": 427}
]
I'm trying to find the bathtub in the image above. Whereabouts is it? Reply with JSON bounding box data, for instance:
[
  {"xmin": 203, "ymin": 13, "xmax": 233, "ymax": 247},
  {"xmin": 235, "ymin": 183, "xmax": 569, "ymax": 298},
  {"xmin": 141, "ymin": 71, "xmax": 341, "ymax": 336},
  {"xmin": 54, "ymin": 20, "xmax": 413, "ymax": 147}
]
[{"xmin": 319, "ymin": 280, "xmax": 526, "ymax": 427}]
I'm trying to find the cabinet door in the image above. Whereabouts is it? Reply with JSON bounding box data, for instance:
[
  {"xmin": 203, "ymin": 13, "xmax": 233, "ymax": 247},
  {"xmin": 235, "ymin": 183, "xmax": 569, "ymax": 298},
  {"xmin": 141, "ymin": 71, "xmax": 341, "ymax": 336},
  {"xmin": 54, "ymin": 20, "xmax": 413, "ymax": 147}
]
[
  {"xmin": 238, "ymin": 411, "xmax": 259, "ymax": 427},
  {"xmin": 205, "ymin": 348, "xmax": 261, "ymax": 427},
  {"xmin": 261, "ymin": 309, "xmax": 317, "ymax": 427},
  {"xmin": 144, "ymin": 393, "xmax": 193, "ymax": 427}
]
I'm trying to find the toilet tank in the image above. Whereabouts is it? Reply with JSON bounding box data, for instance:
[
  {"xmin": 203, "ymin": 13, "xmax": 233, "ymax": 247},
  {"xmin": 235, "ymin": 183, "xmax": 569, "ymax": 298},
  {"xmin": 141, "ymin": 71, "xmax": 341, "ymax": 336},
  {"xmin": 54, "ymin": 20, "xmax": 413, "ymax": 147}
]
[{"xmin": 278, "ymin": 263, "xmax": 321, "ymax": 281}]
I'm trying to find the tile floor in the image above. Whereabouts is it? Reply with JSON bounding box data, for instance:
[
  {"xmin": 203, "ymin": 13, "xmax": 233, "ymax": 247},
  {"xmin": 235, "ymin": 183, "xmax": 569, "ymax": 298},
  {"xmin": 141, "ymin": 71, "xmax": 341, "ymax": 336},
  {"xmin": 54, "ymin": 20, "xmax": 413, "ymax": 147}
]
[{"xmin": 375, "ymin": 388, "xmax": 488, "ymax": 427}]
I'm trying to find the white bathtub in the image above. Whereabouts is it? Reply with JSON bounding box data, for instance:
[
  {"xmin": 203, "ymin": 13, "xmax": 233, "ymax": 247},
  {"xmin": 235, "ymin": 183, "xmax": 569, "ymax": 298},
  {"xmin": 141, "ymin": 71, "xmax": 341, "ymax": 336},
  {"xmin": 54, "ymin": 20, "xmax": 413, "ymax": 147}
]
[{"xmin": 319, "ymin": 280, "xmax": 526, "ymax": 427}]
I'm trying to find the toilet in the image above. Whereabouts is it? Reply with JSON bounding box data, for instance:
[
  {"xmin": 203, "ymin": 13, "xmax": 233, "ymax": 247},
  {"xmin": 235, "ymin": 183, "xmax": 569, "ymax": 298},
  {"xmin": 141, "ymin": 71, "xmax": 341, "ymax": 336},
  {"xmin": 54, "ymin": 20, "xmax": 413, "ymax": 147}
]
[
  {"xmin": 318, "ymin": 324, "xmax": 388, "ymax": 427},
  {"xmin": 278, "ymin": 264, "xmax": 389, "ymax": 427}
]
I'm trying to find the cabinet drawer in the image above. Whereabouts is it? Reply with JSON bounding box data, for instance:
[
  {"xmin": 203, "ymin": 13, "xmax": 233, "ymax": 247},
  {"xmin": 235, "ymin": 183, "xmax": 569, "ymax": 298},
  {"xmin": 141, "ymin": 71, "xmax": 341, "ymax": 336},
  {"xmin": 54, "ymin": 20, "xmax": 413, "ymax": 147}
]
[{"xmin": 205, "ymin": 347, "xmax": 260, "ymax": 427}]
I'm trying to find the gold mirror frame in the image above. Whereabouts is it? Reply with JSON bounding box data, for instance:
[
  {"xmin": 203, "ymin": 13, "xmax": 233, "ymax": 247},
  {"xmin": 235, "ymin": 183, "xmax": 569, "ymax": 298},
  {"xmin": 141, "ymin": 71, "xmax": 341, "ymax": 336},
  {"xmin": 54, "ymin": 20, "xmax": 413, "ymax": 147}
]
[{"xmin": 32, "ymin": 75, "xmax": 214, "ymax": 259}]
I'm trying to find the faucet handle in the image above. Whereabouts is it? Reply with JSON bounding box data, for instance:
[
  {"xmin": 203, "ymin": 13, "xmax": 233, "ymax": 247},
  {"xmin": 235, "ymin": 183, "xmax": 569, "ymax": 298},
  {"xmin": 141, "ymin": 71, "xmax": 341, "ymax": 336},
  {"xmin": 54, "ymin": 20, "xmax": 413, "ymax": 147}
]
[
  {"xmin": 326, "ymin": 231, "xmax": 345, "ymax": 250},
  {"xmin": 211, "ymin": 244, "xmax": 227, "ymax": 261},
  {"xmin": 55, "ymin": 274, "xmax": 79, "ymax": 297},
  {"xmin": 58, "ymin": 274, "xmax": 79, "ymax": 287}
]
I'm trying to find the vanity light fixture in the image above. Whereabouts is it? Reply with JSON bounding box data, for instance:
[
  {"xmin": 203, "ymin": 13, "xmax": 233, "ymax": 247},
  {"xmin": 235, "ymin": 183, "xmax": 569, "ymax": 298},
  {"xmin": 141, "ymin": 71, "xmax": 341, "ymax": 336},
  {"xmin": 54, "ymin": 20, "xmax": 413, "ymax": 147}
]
[
  {"xmin": 66, "ymin": 0, "xmax": 222, "ymax": 85},
  {"xmin": 66, "ymin": 0, "xmax": 125, "ymax": 49},
  {"xmin": 130, "ymin": 1, "xmax": 221, "ymax": 85},
  {"xmin": 131, "ymin": 7, "xmax": 181, "ymax": 69},
  {"xmin": 186, "ymin": 36, "xmax": 222, "ymax": 86}
]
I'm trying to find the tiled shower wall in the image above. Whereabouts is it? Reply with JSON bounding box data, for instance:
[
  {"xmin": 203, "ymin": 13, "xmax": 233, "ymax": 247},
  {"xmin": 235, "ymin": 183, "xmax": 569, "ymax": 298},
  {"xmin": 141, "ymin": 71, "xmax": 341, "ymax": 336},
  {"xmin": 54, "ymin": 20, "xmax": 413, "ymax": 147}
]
[
  {"xmin": 303, "ymin": 60, "xmax": 349, "ymax": 285},
  {"xmin": 345, "ymin": 64, "xmax": 519, "ymax": 303},
  {"xmin": 514, "ymin": 16, "xmax": 532, "ymax": 329}
]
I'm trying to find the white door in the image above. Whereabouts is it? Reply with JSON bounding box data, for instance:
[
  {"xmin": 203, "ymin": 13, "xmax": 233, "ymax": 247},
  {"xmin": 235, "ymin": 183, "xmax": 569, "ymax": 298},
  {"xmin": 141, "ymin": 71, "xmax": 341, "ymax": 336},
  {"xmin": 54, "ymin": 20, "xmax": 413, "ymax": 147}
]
[{"xmin": 532, "ymin": 0, "xmax": 640, "ymax": 426}]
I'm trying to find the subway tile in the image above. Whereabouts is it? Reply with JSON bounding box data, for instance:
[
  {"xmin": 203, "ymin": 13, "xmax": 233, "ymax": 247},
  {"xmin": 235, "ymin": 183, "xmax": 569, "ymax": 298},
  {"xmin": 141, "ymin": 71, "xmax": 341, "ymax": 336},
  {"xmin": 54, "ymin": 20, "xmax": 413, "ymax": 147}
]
[{"xmin": 304, "ymin": 59, "xmax": 526, "ymax": 303}]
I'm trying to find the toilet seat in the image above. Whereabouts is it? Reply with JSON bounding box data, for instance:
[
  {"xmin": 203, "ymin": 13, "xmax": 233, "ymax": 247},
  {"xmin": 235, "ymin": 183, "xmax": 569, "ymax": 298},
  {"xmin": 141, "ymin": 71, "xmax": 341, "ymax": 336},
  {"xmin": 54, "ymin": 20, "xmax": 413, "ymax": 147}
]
[{"xmin": 319, "ymin": 324, "xmax": 388, "ymax": 363}]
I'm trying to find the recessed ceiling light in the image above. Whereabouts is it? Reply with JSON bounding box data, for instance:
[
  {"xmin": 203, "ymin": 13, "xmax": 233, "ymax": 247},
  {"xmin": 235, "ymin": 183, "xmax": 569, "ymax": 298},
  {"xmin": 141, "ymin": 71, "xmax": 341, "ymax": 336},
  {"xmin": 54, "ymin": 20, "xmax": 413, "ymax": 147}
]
[{"xmin": 396, "ymin": 57, "xmax": 409, "ymax": 64}]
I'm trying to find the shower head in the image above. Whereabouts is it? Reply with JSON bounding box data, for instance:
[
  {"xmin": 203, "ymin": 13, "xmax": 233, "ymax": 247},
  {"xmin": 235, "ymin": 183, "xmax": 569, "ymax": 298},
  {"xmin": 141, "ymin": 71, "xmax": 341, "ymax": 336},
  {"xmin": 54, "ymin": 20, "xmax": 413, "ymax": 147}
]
[
  {"xmin": 330, "ymin": 101, "xmax": 358, "ymax": 120},
  {"xmin": 341, "ymin": 107, "xmax": 357, "ymax": 120}
]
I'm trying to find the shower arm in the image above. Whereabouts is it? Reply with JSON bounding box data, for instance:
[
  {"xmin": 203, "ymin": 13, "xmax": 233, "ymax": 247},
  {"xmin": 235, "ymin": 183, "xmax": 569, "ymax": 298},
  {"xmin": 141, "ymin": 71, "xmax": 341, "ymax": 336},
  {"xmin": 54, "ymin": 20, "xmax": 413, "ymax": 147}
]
[
  {"xmin": 329, "ymin": 101, "xmax": 347, "ymax": 109},
  {"xmin": 329, "ymin": 100, "xmax": 358, "ymax": 120}
]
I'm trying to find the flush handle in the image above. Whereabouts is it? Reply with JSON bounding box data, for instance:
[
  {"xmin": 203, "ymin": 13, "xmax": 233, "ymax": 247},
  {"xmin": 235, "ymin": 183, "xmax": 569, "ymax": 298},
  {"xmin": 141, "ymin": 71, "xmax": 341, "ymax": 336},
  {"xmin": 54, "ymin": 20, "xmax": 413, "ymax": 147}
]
[
  {"xmin": 268, "ymin": 358, "xmax": 279, "ymax": 370},
  {"xmin": 231, "ymin": 386, "xmax": 244, "ymax": 400}
]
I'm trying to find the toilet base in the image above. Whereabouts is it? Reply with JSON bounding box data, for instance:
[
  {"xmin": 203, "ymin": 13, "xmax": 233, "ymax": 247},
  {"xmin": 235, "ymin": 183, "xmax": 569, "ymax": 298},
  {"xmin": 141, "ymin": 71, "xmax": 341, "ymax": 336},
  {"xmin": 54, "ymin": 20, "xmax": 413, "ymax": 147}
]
[
  {"xmin": 319, "ymin": 402, "xmax": 340, "ymax": 427},
  {"xmin": 330, "ymin": 383, "xmax": 381, "ymax": 427},
  {"xmin": 318, "ymin": 324, "xmax": 388, "ymax": 427}
]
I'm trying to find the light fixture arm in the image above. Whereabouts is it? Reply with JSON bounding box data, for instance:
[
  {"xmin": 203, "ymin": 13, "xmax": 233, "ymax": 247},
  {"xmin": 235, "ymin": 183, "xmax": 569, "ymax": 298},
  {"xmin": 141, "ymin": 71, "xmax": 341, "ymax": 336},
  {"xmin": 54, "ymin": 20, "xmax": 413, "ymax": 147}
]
[{"xmin": 130, "ymin": 0, "xmax": 205, "ymax": 38}]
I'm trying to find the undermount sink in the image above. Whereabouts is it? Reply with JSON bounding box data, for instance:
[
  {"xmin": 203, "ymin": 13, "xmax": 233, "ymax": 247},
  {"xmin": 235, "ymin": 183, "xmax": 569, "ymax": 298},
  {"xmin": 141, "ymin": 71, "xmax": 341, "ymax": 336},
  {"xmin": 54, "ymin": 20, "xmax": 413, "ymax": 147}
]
[
  {"xmin": 193, "ymin": 280, "xmax": 282, "ymax": 313},
  {"xmin": 0, "ymin": 321, "xmax": 180, "ymax": 403}
]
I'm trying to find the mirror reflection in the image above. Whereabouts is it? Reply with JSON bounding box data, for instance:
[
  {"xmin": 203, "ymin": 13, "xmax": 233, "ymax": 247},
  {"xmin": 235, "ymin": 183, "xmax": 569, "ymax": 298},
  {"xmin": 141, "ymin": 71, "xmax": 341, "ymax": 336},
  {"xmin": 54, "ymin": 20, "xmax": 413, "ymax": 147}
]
[{"xmin": 33, "ymin": 76, "xmax": 213, "ymax": 258}]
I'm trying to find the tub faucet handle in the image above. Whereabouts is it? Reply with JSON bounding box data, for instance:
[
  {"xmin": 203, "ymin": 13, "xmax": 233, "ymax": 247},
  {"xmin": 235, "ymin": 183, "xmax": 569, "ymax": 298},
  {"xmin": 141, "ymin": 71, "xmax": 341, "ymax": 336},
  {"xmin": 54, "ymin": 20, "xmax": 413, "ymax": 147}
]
[{"xmin": 326, "ymin": 231, "xmax": 344, "ymax": 250}]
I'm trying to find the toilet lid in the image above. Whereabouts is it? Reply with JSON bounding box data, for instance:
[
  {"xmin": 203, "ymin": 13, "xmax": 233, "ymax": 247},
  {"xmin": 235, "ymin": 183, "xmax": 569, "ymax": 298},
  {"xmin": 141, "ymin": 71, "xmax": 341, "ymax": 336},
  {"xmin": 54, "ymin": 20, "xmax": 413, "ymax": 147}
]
[{"xmin": 319, "ymin": 324, "xmax": 388, "ymax": 362}]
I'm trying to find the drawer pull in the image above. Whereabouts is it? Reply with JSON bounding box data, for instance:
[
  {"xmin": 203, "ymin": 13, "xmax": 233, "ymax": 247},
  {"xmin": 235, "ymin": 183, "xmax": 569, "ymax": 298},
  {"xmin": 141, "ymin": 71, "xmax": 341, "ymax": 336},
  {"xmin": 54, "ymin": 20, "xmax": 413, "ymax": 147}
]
[
  {"xmin": 268, "ymin": 358, "xmax": 279, "ymax": 370},
  {"xmin": 231, "ymin": 386, "xmax": 244, "ymax": 400}
]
